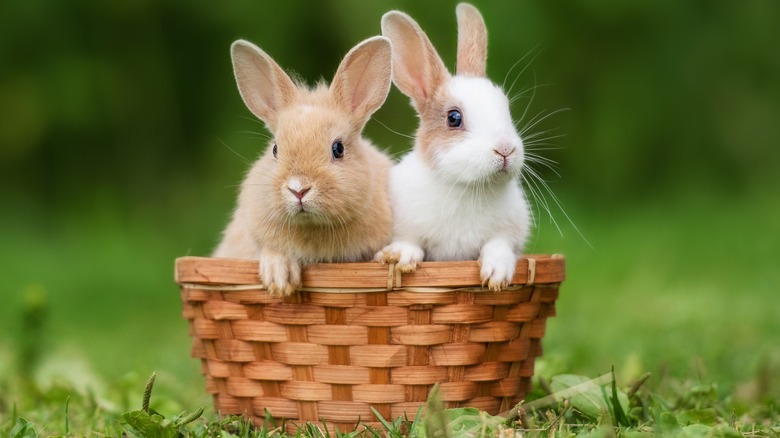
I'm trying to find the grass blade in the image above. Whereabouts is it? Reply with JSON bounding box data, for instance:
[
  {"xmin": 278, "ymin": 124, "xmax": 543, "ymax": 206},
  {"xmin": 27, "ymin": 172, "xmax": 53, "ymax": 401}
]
[
  {"xmin": 424, "ymin": 384, "xmax": 449, "ymax": 438},
  {"xmin": 177, "ymin": 406, "xmax": 204, "ymax": 426},
  {"xmin": 142, "ymin": 372, "xmax": 156, "ymax": 413},
  {"xmin": 627, "ymin": 372, "xmax": 652, "ymax": 399},
  {"xmin": 64, "ymin": 396, "xmax": 70, "ymax": 435},
  {"xmin": 370, "ymin": 407, "xmax": 402, "ymax": 438},
  {"xmin": 610, "ymin": 366, "xmax": 631, "ymax": 427}
]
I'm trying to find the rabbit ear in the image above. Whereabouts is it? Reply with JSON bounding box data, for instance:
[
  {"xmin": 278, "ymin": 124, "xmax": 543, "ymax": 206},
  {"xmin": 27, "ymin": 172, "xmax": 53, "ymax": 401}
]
[
  {"xmin": 231, "ymin": 40, "xmax": 297, "ymax": 129},
  {"xmin": 381, "ymin": 11, "xmax": 449, "ymax": 110},
  {"xmin": 456, "ymin": 3, "xmax": 488, "ymax": 77},
  {"xmin": 331, "ymin": 36, "xmax": 392, "ymax": 122}
]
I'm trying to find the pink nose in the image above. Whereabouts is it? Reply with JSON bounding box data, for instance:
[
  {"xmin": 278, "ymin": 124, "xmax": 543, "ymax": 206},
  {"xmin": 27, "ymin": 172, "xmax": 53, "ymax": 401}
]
[
  {"xmin": 493, "ymin": 145, "xmax": 515, "ymax": 158},
  {"xmin": 494, "ymin": 145, "xmax": 516, "ymax": 169},
  {"xmin": 288, "ymin": 187, "xmax": 310, "ymax": 201}
]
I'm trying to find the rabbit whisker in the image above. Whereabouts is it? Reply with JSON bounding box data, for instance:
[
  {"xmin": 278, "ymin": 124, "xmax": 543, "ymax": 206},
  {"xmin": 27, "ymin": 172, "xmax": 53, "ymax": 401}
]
[
  {"xmin": 513, "ymin": 71, "xmax": 540, "ymax": 132},
  {"xmin": 522, "ymin": 127, "xmax": 565, "ymax": 142},
  {"xmin": 525, "ymin": 154, "xmax": 561, "ymax": 178},
  {"xmin": 521, "ymin": 168, "xmax": 557, "ymax": 234},
  {"xmin": 524, "ymin": 149, "xmax": 559, "ymax": 165},
  {"xmin": 240, "ymin": 115, "xmax": 270, "ymax": 129},
  {"xmin": 504, "ymin": 45, "xmax": 545, "ymax": 98},
  {"xmin": 524, "ymin": 145, "xmax": 565, "ymax": 151},
  {"xmin": 388, "ymin": 148, "xmax": 412, "ymax": 159},
  {"xmin": 237, "ymin": 134, "xmax": 272, "ymax": 144},
  {"xmin": 523, "ymin": 164, "xmax": 592, "ymax": 248},
  {"xmin": 218, "ymin": 138, "xmax": 253, "ymax": 166},
  {"xmin": 373, "ymin": 118, "xmax": 416, "ymax": 140},
  {"xmin": 518, "ymin": 108, "xmax": 570, "ymax": 137},
  {"xmin": 509, "ymin": 83, "xmax": 551, "ymax": 106},
  {"xmin": 502, "ymin": 43, "xmax": 541, "ymax": 90},
  {"xmin": 525, "ymin": 157, "xmax": 560, "ymax": 174}
]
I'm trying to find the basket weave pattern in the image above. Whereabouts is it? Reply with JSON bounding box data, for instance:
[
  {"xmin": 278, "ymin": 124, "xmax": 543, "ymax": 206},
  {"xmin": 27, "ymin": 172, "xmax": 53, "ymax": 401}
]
[{"xmin": 176, "ymin": 255, "xmax": 564, "ymax": 431}]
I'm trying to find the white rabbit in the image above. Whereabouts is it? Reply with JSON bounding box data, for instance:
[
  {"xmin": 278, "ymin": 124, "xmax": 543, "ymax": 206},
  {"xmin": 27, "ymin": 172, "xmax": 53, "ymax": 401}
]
[
  {"xmin": 375, "ymin": 3, "xmax": 531, "ymax": 291},
  {"xmin": 214, "ymin": 37, "xmax": 394, "ymax": 296}
]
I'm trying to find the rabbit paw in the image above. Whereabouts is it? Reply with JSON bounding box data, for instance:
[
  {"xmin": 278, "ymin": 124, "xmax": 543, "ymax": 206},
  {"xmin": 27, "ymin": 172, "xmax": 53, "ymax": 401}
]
[
  {"xmin": 479, "ymin": 241, "xmax": 517, "ymax": 291},
  {"xmin": 374, "ymin": 241, "xmax": 424, "ymax": 273},
  {"xmin": 259, "ymin": 251, "xmax": 301, "ymax": 297}
]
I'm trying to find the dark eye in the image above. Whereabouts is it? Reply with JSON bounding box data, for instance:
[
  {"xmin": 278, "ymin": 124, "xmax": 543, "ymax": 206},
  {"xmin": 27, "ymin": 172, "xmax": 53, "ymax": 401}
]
[
  {"xmin": 331, "ymin": 140, "xmax": 344, "ymax": 159},
  {"xmin": 272, "ymin": 143, "xmax": 278, "ymax": 158},
  {"xmin": 447, "ymin": 109, "xmax": 463, "ymax": 128}
]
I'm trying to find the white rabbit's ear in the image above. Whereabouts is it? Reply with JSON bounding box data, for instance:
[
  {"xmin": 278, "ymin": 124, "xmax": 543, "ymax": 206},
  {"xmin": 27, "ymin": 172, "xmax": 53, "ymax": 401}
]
[
  {"xmin": 231, "ymin": 40, "xmax": 297, "ymax": 129},
  {"xmin": 381, "ymin": 11, "xmax": 449, "ymax": 110},
  {"xmin": 456, "ymin": 3, "xmax": 488, "ymax": 77},
  {"xmin": 331, "ymin": 36, "xmax": 392, "ymax": 122}
]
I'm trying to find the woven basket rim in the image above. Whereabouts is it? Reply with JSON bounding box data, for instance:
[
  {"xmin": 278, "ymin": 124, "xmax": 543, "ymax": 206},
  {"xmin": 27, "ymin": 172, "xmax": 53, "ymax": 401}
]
[
  {"xmin": 175, "ymin": 254, "xmax": 565, "ymax": 290},
  {"xmin": 178, "ymin": 255, "xmax": 564, "ymax": 429}
]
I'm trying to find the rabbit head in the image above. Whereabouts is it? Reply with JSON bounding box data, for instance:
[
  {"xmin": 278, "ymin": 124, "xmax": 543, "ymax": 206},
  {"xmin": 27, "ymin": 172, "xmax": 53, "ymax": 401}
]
[
  {"xmin": 230, "ymin": 36, "xmax": 393, "ymax": 230},
  {"xmin": 382, "ymin": 3, "xmax": 524, "ymax": 186}
]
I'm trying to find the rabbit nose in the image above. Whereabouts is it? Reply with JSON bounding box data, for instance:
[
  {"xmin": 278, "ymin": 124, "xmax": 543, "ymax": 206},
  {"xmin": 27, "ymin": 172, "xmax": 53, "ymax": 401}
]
[
  {"xmin": 494, "ymin": 145, "xmax": 516, "ymax": 170},
  {"xmin": 288, "ymin": 186, "xmax": 311, "ymax": 201},
  {"xmin": 287, "ymin": 177, "xmax": 311, "ymax": 201},
  {"xmin": 493, "ymin": 145, "xmax": 515, "ymax": 158}
]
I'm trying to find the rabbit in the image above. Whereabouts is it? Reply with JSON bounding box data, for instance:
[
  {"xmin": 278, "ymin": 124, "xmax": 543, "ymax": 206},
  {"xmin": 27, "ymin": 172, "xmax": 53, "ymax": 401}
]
[
  {"xmin": 375, "ymin": 3, "xmax": 532, "ymax": 291},
  {"xmin": 213, "ymin": 36, "xmax": 394, "ymax": 296}
]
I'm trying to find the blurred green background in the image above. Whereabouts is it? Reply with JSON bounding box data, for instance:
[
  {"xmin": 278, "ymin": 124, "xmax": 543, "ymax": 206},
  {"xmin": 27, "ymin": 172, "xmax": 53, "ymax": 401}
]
[{"xmin": 2, "ymin": 0, "xmax": 779, "ymax": 409}]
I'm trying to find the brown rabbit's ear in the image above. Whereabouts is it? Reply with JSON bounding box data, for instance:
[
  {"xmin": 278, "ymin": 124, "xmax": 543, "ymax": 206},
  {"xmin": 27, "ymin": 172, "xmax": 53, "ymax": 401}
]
[
  {"xmin": 381, "ymin": 11, "xmax": 449, "ymax": 111},
  {"xmin": 231, "ymin": 40, "xmax": 297, "ymax": 129},
  {"xmin": 331, "ymin": 36, "xmax": 392, "ymax": 122},
  {"xmin": 456, "ymin": 3, "xmax": 488, "ymax": 77}
]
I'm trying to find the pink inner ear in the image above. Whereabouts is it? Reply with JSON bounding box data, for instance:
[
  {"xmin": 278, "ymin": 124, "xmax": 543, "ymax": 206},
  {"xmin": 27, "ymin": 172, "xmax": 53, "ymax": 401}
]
[
  {"xmin": 396, "ymin": 30, "xmax": 434, "ymax": 102},
  {"xmin": 383, "ymin": 13, "xmax": 449, "ymax": 107},
  {"xmin": 232, "ymin": 42, "xmax": 297, "ymax": 129},
  {"xmin": 349, "ymin": 53, "xmax": 375, "ymax": 112},
  {"xmin": 247, "ymin": 59, "xmax": 278, "ymax": 114}
]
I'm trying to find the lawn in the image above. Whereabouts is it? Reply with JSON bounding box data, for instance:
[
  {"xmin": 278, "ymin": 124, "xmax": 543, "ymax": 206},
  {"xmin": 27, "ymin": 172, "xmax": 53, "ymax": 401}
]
[{"xmin": 1, "ymin": 184, "xmax": 778, "ymax": 436}]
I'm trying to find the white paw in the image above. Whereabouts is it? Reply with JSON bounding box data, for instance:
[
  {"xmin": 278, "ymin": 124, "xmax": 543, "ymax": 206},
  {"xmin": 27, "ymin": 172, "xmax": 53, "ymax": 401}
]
[
  {"xmin": 259, "ymin": 251, "xmax": 301, "ymax": 296},
  {"xmin": 479, "ymin": 242, "xmax": 517, "ymax": 291},
  {"xmin": 374, "ymin": 241, "xmax": 424, "ymax": 273}
]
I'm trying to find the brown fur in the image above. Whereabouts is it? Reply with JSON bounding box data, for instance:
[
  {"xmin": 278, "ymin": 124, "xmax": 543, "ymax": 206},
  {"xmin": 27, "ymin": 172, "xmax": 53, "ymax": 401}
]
[
  {"xmin": 416, "ymin": 87, "xmax": 463, "ymax": 167},
  {"xmin": 214, "ymin": 38, "xmax": 393, "ymax": 296}
]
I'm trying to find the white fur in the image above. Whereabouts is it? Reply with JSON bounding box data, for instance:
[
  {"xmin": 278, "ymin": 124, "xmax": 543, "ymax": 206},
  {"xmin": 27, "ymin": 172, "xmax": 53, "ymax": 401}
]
[
  {"xmin": 382, "ymin": 149, "xmax": 530, "ymax": 263},
  {"xmin": 377, "ymin": 6, "xmax": 532, "ymax": 291},
  {"xmin": 434, "ymin": 77, "xmax": 524, "ymax": 186},
  {"xmin": 379, "ymin": 140, "xmax": 531, "ymax": 290},
  {"xmin": 287, "ymin": 177, "xmax": 305, "ymax": 192}
]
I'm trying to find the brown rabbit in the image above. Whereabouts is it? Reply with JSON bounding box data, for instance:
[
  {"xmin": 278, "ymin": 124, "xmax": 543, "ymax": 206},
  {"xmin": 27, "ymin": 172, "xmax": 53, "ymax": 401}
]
[{"xmin": 213, "ymin": 36, "xmax": 394, "ymax": 296}]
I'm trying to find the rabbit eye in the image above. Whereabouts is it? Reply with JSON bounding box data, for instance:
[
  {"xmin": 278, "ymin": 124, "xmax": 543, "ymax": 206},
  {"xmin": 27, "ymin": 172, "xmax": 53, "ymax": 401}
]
[
  {"xmin": 331, "ymin": 140, "xmax": 345, "ymax": 159},
  {"xmin": 272, "ymin": 143, "xmax": 278, "ymax": 158},
  {"xmin": 447, "ymin": 109, "xmax": 463, "ymax": 128}
]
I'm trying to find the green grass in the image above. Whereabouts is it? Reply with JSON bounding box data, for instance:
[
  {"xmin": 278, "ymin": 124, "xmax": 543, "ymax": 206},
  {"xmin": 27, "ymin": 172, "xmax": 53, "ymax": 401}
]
[
  {"xmin": 2, "ymin": 367, "xmax": 778, "ymax": 436},
  {"xmin": 535, "ymin": 185, "xmax": 780, "ymax": 386},
  {"xmin": 1, "ymin": 185, "xmax": 779, "ymax": 436}
]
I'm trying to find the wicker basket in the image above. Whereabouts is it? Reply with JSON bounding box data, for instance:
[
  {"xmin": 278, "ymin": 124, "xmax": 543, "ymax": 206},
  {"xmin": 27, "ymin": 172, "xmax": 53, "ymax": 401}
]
[{"xmin": 176, "ymin": 255, "xmax": 564, "ymax": 433}]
